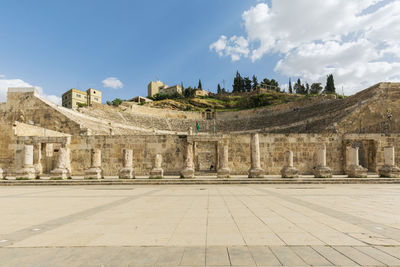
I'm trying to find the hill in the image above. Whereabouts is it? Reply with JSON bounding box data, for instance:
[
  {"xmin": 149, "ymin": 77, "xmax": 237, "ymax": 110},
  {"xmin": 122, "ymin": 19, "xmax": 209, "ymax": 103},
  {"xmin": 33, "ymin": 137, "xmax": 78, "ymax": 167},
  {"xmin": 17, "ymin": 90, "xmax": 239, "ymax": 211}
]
[{"xmin": 145, "ymin": 91, "xmax": 329, "ymax": 112}]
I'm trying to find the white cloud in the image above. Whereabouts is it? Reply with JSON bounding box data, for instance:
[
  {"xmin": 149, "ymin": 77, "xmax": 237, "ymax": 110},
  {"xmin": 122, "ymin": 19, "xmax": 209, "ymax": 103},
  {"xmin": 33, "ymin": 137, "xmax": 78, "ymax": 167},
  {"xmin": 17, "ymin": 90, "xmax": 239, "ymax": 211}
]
[
  {"xmin": 0, "ymin": 77, "xmax": 61, "ymax": 105},
  {"xmin": 210, "ymin": 35, "xmax": 250, "ymax": 61},
  {"xmin": 211, "ymin": 0, "xmax": 400, "ymax": 94},
  {"xmin": 102, "ymin": 77, "xmax": 123, "ymax": 89}
]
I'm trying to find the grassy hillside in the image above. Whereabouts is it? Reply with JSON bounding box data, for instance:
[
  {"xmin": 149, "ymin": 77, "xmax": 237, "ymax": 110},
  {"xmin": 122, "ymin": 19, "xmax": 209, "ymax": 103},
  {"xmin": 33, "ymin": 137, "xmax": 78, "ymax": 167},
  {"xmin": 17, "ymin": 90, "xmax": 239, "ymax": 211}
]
[{"xmin": 146, "ymin": 91, "xmax": 309, "ymax": 112}]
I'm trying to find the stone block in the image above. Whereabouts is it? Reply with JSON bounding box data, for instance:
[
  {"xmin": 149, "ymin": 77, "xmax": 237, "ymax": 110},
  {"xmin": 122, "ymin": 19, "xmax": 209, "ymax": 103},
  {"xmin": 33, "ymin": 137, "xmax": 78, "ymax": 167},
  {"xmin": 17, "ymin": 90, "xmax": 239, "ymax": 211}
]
[
  {"xmin": 0, "ymin": 168, "xmax": 4, "ymax": 179},
  {"xmin": 217, "ymin": 167, "xmax": 230, "ymax": 178},
  {"xmin": 50, "ymin": 168, "xmax": 69, "ymax": 179},
  {"xmin": 150, "ymin": 168, "xmax": 163, "ymax": 178},
  {"xmin": 281, "ymin": 166, "xmax": 299, "ymax": 178},
  {"xmin": 346, "ymin": 164, "xmax": 368, "ymax": 178},
  {"xmin": 181, "ymin": 168, "xmax": 195, "ymax": 179},
  {"xmin": 313, "ymin": 166, "xmax": 332, "ymax": 178},
  {"xmin": 84, "ymin": 167, "xmax": 102, "ymax": 179},
  {"xmin": 379, "ymin": 165, "xmax": 400, "ymax": 178},
  {"xmin": 16, "ymin": 167, "xmax": 36, "ymax": 179},
  {"xmin": 248, "ymin": 168, "xmax": 265, "ymax": 178},
  {"xmin": 119, "ymin": 167, "xmax": 134, "ymax": 179}
]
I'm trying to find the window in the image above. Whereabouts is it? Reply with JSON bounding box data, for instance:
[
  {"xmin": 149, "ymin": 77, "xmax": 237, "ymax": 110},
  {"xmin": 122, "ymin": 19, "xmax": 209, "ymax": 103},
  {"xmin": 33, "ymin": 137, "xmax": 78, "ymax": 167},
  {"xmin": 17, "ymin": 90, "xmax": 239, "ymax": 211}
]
[
  {"xmin": 76, "ymin": 94, "xmax": 81, "ymax": 98},
  {"xmin": 94, "ymin": 97, "xmax": 98, "ymax": 101}
]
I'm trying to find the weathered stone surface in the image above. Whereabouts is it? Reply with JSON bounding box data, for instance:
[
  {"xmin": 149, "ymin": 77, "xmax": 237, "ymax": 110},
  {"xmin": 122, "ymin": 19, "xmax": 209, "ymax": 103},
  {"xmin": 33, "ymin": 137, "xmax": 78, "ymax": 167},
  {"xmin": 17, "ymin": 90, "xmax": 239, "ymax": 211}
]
[
  {"xmin": 249, "ymin": 133, "xmax": 265, "ymax": 178},
  {"xmin": 379, "ymin": 147, "xmax": 400, "ymax": 178},
  {"xmin": 50, "ymin": 147, "xmax": 70, "ymax": 179},
  {"xmin": 346, "ymin": 147, "xmax": 368, "ymax": 178},
  {"xmin": 119, "ymin": 149, "xmax": 134, "ymax": 179},
  {"xmin": 281, "ymin": 151, "xmax": 299, "ymax": 178},
  {"xmin": 313, "ymin": 144, "xmax": 332, "ymax": 178},
  {"xmin": 0, "ymin": 168, "xmax": 4, "ymax": 179},
  {"xmin": 150, "ymin": 154, "xmax": 164, "ymax": 178},
  {"xmin": 217, "ymin": 143, "xmax": 230, "ymax": 178},
  {"xmin": 85, "ymin": 149, "xmax": 102, "ymax": 179},
  {"xmin": 181, "ymin": 142, "xmax": 195, "ymax": 178},
  {"xmin": 16, "ymin": 145, "xmax": 36, "ymax": 179}
]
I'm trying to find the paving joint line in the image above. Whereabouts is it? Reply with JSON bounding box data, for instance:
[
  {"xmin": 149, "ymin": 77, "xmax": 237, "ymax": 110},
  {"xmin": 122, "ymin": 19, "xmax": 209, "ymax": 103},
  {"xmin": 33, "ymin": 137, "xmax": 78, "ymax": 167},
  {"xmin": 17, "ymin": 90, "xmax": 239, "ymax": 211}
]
[
  {"xmin": 252, "ymin": 186, "xmax": 400, "ymax": 243},
  {"xmin": 0, "ymin": 189, "xmax": 161, "ymax": 248}
]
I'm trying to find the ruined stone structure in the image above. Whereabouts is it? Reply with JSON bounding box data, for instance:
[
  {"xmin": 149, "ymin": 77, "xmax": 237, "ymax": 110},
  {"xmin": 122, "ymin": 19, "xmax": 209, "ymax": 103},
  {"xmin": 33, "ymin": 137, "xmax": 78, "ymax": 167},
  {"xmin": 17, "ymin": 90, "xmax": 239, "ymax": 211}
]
[
  {"xmin": 119, "ymin": 149, "xmax": 134, "ymax": 179},
  {"xmin": 313, "ymin": 144, "xmax": 332, "ymax": 178},
  {"xmin": 281, "ymin": 151, "xmax": 299, "ymax": 178},
  {"xmin": 378, "ymin": 147, "xmax": 400, "ymax": 178},
  {"xmin": 150, "ymin": 154, "xmax": 164, "ymax": 178},
  {"xmin": 1, "ymin": 83, "xmax": 400, "ymax": 179}
]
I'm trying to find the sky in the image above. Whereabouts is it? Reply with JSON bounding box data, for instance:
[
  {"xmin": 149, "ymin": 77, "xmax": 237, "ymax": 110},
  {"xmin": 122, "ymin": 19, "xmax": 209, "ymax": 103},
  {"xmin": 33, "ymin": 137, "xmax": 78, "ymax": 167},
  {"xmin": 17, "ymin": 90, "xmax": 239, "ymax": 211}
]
[{"xmin": 1, "ymin": 0, "xmax": 399, "ymax": 104}]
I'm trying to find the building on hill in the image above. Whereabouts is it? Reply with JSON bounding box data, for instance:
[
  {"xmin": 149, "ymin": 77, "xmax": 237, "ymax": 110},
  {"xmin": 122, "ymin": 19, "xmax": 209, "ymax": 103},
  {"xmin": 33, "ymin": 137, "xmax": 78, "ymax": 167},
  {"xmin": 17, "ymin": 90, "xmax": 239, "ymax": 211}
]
[
  {"xmin": 194, "ymin": 89, "xmax": 210, "ymax": 97},
  {"xmin": 62, "ymin": 88, "xmax": 102, "ymax": 109},
  {"xmin": 147, "ymin": 81, "xmax": 183, "ymax": 97}
]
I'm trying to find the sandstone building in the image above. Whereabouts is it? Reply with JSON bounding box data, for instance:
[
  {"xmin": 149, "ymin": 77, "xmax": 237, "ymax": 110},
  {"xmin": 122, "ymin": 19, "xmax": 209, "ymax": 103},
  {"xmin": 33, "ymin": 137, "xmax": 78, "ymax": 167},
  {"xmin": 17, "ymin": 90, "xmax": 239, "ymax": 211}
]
[
  {"xmin": 1, "ymin": 83, "xmax": 400, "ymax": 178},
  {"xmin": 147, "ymin": 81, "xmax": 183, "ymax": 97},
  {"xmin": 62, "ymin": 88, "xmax": 102, "ymax": 108}
]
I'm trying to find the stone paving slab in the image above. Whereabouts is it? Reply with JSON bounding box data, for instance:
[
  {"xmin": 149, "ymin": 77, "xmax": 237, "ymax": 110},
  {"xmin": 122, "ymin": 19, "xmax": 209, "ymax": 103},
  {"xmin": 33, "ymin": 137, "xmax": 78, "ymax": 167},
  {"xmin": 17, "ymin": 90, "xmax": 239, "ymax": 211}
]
[
  {"xmin": 1, "ymin": 184, "xmax": 400, "ymax": 266},
  {"xmin": 3, "ymin": 245, "xmax": 400, "ymax": 266}
]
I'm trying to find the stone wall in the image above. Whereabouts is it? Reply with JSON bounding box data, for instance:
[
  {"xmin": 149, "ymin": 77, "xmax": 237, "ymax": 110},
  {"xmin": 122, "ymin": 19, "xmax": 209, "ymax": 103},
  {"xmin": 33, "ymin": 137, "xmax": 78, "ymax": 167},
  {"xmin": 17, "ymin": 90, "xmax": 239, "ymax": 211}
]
[
  {"xmin": 70, "ymin": 135, "xmax": 186, "ymax": 176},
  {"xmin": 0, "ymin": 119, "xmax": 16, "ymax": 171}
]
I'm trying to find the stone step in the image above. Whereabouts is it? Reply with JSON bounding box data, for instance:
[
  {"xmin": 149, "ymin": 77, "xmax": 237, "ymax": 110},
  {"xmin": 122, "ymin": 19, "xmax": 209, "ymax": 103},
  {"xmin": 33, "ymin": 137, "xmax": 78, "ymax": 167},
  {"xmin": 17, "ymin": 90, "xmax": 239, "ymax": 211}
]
[{"xmin": 2, "ymin": 177, "xmax": 400, "ymax": 186}]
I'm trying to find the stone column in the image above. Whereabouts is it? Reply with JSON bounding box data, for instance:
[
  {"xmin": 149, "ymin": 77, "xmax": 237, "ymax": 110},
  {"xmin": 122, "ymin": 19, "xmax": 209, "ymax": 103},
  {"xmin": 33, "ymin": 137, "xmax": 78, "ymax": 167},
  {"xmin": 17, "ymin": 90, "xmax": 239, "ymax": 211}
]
[
  {"xmin": 181, "ymin": 141, "xmax": 195, "ymax": 178},
  {"xmin": 33, "ymin": 143, "xmax": 43, "ymax": 176},
  {"xmin": 346, "ymin": 146, "xmax": 368, "ymax": 178},
  {"xmin": 150, "ymin": 154, "xmax": 164, "ymax": 178},
  {"xmin": 0, "ymin": 167, "xmax": 4, "ymax": 179},
  {"xmin": 378, "ymin": 146, "xmax": 400, "ymax": 178},
  {"xmin": 248, "ymin": 133, "xmax": 265, "ymax": 178},
  {"xmin": 217, "ymin": 143, "xmax": 230, "ymax": 178},
  {"xmin": 313, "ymin": 144, "xmax": 332, "ymax": 178},
  {"xmin": 84, "ymin": 149, "xmax": 102, "ymax": 179},
  {"xmin": 281, "ymin": 150, "xmax": 299, "ymax": 178},
  {"xmin": 119, "ymin": 149, "xmax": 134, "ymax": 179},
  {"xmin": 17, "ymin": 145, "xmax": 36, "ymax": 179},
  {"xmin": 50, "ymin": 147, "xmax": 71, "ymax": 179}
]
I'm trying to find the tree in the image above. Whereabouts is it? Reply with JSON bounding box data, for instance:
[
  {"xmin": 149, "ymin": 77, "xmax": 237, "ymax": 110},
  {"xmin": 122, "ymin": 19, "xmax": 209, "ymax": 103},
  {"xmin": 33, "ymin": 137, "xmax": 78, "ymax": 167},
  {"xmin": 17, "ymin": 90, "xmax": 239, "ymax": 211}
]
[
  {"xmin": 310, "ymin": 83, "xmax": 323, "ymax": 94},
  {"xmin": 252, "ymin": 75, "xmax": 258, "ymax": 90},
  {"xmin": 244, "ymin": 76, "xmax": 252, "ymax": 92},
  {"xmin": 184, "ymin": 86, "xmax": 196, "ymax": 98},
  {"xmin": 217, "ymin": 84, "xmax": 222, "ymax": 94},
  {"xmin": 305, "ymin": 83, "xmax": 310, "ymax": 95},
  {"xmin": 198, "ymin": 79, "xmax": 202, "ymax": 90},
  {"xmin": 325, "ymin": 74, "xmax": 336, "ymax": 94},
  {"xmin": 288, "ymin": 78, "xmax": 293, "ymax": 93},
  {"xmin": 233, "ymin": 71, "xmax": 244, "ymax": 93}
]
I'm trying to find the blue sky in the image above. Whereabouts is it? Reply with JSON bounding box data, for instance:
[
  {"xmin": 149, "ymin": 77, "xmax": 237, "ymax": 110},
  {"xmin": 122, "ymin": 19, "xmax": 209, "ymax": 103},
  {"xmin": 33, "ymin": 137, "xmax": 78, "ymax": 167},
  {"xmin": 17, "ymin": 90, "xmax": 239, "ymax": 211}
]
[
  {"xmin": 1, "ymin": 0, "xmax": 399, "ymax": 103},
  {"xmin": 0, "ymin": 0, "xmax": 280, "ymax": 102}
]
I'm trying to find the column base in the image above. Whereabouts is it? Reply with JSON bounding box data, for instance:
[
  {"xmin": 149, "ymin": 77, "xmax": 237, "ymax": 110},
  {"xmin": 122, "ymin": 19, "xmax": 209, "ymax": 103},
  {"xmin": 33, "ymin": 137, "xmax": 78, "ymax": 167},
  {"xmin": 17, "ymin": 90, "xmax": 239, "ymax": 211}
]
[
  {"xmin": 150, "ymin": 168, "xmax": 164, "ymax": 178},
  {"xmin": 248, "ymin": 168, "xmax": 265, "ymax": 178},
  {"xmin": 217, "ymin": 168, "xmax": 230, "ymax": 178},
  {"xmin": 180, "ymin": 168, "xmax": 195, "ymax": 179},
  {"xmin": 281, "ymin": 166, "xmax": 299, "ymax": 178},
  {"xmin": 16, "ymin": 167, "xmax": 37, "ymax": 179},
  {"xmin": 379, "ymin": 165, "xmax": 400, "ymax": 178},
  {"xmin": 50, "ymin": 168, "xmax": 69, "ymax": 179},
  {"xmin": 119, "ymin": 167, "xmax": 135, "ymax": 179},
  {"xmin": 313, "ymin": 166, "xmax": 332, "ymax": 178},
  {"xmin": 346, "ymin": 165, "xmax": 368, "ymax": 178},
  {"xmin": 84, "ymin": 167, "xmax": 102, "ymax": 179}
]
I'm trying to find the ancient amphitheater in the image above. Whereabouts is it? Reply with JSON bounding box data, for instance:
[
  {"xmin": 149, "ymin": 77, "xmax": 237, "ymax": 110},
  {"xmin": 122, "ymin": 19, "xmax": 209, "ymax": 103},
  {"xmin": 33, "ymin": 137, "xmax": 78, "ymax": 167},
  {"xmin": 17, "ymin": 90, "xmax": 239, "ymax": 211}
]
[{"xmin": 1, "ymin": 82, "xmax": 400, "ymax": 179}]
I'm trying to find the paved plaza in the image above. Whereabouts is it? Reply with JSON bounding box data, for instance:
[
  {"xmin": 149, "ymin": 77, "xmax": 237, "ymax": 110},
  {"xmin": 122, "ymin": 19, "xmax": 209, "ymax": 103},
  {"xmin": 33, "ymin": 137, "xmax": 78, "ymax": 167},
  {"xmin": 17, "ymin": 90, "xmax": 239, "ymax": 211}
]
[{"xmin": 1, "ymin": 184, "xmax": 400, "ymax": 266}]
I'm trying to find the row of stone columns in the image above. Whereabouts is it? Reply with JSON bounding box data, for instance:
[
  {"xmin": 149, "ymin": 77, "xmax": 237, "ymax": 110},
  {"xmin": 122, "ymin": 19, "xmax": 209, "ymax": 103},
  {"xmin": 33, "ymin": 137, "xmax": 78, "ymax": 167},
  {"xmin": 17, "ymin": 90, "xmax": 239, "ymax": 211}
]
[
  {"xmin": 12, "ymin": 142, "xmax": 399, "ymax": 179},
  {"xmin": 246, "ymin": 133, "xmax": 400, "ymax": 178}
]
